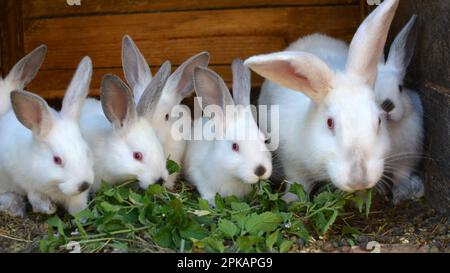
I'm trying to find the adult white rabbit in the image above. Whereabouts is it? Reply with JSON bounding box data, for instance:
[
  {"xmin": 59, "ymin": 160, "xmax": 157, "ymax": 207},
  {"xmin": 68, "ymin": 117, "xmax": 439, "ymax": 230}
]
[
  {"xmin": 184, "ymin": 60, "xmax": 272, "ymax": 205},
  {"xmin": 121, "ymin": 35, "xmax": 210, "ymax": 189},
  {"xmin": 0, "ymin": 45, "xmax": 47, "ymax": 117},
  {"xmin": 0, "ymin": 57, "xmax": 95, "ymax": 216},
  {"xmin": 80, "ymin": 62, "xmax": 171, "ymax": 191},
  {"xmin": 375, "ymin": 15, "xmax": 424, "ymax": 204},
  {"xmin": 245, "ymin": 0, "xmax": 400, "ymax": 197}
]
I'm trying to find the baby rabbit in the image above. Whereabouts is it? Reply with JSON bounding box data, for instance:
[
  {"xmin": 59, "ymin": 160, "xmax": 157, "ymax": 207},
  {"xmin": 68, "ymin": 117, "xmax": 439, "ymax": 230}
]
[
  {"xmin": 0, "ymin": 57, "xmax": 95, "ymax": 216},
  {"xmin": 0, "ymin": 45, "xmax": 47, "ymax": 117},
  {"xmin": 122, "ymin": 35, "xmax": 210, "ymax": 189},
  {"xmin": 184, "ymin": 59, "xmax": 272, "ymax": 205},
  {"xmin": 80, "ymin": 62, "xmax": 171, "ymax": 191},
  {"xmin": 375, "ymin": 15, "xmax": 424, "ymax": 204},
  {"xmin": 245, "ymin": 0, "xmax": 400, "ymax": 197}
]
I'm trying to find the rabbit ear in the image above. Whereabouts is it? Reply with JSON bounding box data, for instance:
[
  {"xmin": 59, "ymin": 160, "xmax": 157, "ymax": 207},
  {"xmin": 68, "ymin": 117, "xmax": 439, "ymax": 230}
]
[
  {"xmin": 386, "ymin": 15, "xmax": 418, "ymax": 77},
  {"xmin": 193, "ymin": 66, "xmax": 234, "ymax": 110},
  {"xmin": 61, "ymin": 56, "xmax": 93, "ymax": 120},
  {"xmin": 137, "ymin": 60, "xmax": 171, "ymax": 119},
  {"xmin": 122, "ymin": 35, "xmax": 152, "ymax": 98},
  {"xmin": 346, "ymin": 0, "xmax": 399, "ymax": 87},
  {"xmin": 245, "ymin": 51, "xmax": 334, "ymax": 103},
  {"xmin": 166, "ymin": 52, "xmax": 210, "ymax": 104},
  {"xmin": 101, "ymin": 74, "xmax": 137, "ymax": 131},
  {"xmin": 232, "ymin": 58, "xmax": 251, "ymax": 106},
  {"xmin": 10, "ymin": 90, "xmax": 53, "ymax": 138},
  {"xmin": 6, "ymin": 45, "xmax": 47, "ymax": 88}
]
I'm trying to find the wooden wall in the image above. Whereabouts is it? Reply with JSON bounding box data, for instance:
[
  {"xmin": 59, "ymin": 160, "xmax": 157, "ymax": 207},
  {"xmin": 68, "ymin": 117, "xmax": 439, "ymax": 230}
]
[
  {"xmin": 387, "ymin": 0, "xmax": 449, "ymax": 215},
  {"xmin": 1, "ymin": 0, "xmax": 363, "ymax": 98}
]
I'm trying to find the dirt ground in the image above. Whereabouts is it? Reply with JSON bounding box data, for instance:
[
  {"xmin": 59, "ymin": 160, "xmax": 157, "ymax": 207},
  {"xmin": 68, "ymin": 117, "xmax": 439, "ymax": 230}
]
[{"xmin": 0, "ymin": 198, "xmax": 448, "ymax": 253}]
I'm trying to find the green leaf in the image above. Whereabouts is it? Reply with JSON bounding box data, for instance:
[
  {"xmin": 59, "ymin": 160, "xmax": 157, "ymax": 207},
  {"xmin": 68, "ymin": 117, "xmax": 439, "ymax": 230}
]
[
  {"xmin": 365, "ymin": 189, "xmax": 372, "ymax": 218},
  {"xmin": 231, "ymin": 202, "xmax": 250, "ymax": 211},
  {"xmin": 219, "ymin": 219, "xmax": 239, "ymax": 239},
  {"xmin": 279, "ymin": 240, "xmax": 293, "ymax": 253},
  {"xmin": 100, "ymin": 201, "xmax": 120, "ymax": 213},
  {"xmin": 289, "ymin": 183, "xmax": 308, "ymax": 202},
  {"xmin": 166, "ymin": 159, "xmax": 180, "ymax": 175},
  {"xmin": 266, "ymin": 229, "xmax": 279, "ymax": 250},
  {"xmin": 321, "ymin": 210, "xmax": 338, "ymax": 235},
  {"xmin": 245, "ymin": 212, "xmax": 282, "ymax": 235},
  {"xmin": 46, "ymin": 216, "xmax": 66, "ymax": 238},
  {"xmin": 214, "ymin": 194, "xmax": 225, "ymax": 210},
  {"xmin": 236, "ymin": 236, "xmax": 261, "ymax": 252},
  {"xmin": 190, "ymin": 210, "xmax": 211, "ymax": 217},
  {"xmin": 203, "ymin": 237, "xmax": 225, "ymax": 253},
  {"xmin": 180, "ymin": 222, "xmax": 208, "ymax": 240},
  {"xmin": 147, "ymin": 184, "xmax": 164, "ymax": 195},
  {"xmin": 153, "ymin": 227, "xmax": 172, "ymax": 248},
  {"xmin": 354, "ymin": 194, "xmax": 363, "ymax": 213},
  {"xmin": 198, "ymin": 198, "xmax": 210, "ymax": 210}
]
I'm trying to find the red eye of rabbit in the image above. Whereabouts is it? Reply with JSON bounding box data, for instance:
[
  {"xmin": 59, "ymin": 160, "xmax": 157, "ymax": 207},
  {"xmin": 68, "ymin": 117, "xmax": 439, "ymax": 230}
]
[
  {"xmin": 53, "ymin": 156, "xmax": 63, "ymax": 166},
  {"xmin": 232, "ymin": 143, "xmax": 239, "ymax": 152},
  {"xmin": 327, "ymin": 118, "xmax": 334, "ymax": 131},
  {"xmin": 133, "ymin": 152, "xmax": 143, "ymax": 161}
]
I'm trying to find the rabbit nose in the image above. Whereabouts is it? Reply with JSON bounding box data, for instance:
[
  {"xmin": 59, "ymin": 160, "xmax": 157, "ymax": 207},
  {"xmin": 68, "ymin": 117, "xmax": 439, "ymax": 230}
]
[
  {"xmin": 381, "ymin": 99, "xmax": 395, "ymax": 113},
  {"xmin": 254, "ymin": 165, "xmax": 267, "ymax": 177},
  {"xmin": 155, "ymin": 178, "xmax": 165, "ymax": 185},
  {"xmin": 78, "ymin": 182, "xmax": 91, "ymax": 192}
]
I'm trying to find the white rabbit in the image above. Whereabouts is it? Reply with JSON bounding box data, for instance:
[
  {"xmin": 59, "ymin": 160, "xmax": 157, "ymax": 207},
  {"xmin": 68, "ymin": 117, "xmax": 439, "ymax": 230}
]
[
  {"xmin": 184, "ymin": 60, "xmax": 272, "ymax": 205},
  {"xmin": 245, "ymin": 0, "xmax": 400, "ymax": 198},
  {"xmin": 0, "ymin": 56, "xmax": 95, "ymax": 216},
  {"xmin": 121, "ymin": 35, "xmax": 210, "ymax": 189},
  {"xmin": 0, "ymin": 45, "xmax": 47, "ymax": 117},
  {"xmin": 375, "ymin": 15, "xmax": 424, "ymax": 204},
  {"xmin": 80, "ymin": 62, "xmax": 171, "ymax": 191}
]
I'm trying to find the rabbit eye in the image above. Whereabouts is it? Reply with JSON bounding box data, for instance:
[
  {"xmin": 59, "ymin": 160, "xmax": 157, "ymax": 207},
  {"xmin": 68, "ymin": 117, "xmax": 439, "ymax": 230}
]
[
  {"xmin": 53, "ymin": 156, "xmax": 63, "ymax": 166},
  {"xmin": 265, "ymin": 138, "xmax": 270, "ymax": 145},
  {"xmin": 378, "ymin": 117, "xmax": 382, "ymax": 132},
  {"xmin": 133, "ymin": 152, "xmax": 143, "ymax": 161},
  {"xmin": 399, "ymin": 85, "xmax": 403, "ymax": 92},
  {"xmin": 327, "ymin": 117, "xmax": 334, "ymax": 131},
  {"xmin": 232, "ymin": 143, "xmax": 239, "ymax": 152},
  {"xmin": 165, "ymin": 114, "xmax": 169, "ymax": 121}
]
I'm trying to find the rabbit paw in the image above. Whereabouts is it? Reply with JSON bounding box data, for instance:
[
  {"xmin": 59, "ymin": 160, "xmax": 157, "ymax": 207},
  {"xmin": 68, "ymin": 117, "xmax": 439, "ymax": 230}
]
[
  {"xmin": 66, "ymin": 192, "xmax": 89, "ymax": 216},
  {"xmin": 392, "ymin": 175, "xmax": 424, "ymax": 205},
  {"xmin": 0, "ymin": 192, "xmax": 26, "ymax": 217},
  {"xmin": 28, "ymin": 193, "xmax": 57, "ymax": 215}
]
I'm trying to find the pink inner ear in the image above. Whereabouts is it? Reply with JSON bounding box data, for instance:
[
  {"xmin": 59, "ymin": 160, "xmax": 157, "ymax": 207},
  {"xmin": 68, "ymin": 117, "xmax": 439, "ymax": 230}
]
[{"xmin": 267, "ymin": 61, "xmax": 314, "ymax": 93}]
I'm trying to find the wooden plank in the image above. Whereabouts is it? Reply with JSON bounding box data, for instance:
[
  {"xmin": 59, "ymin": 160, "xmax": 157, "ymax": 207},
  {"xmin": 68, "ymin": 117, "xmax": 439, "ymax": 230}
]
[
  {"xmin": 28, "ymin": 65, "xmax": 265, "ymax": 99},
  {"xmin": 23, "ymin": 6, "xmax": 360, "ymax": 70},
  {"xmin": 23, "ymin": 0, "xmax": 359, "ymax": 18},
  {"xmin": 0, "ymin": 0, "xmax": 24, "ymax": 77}
]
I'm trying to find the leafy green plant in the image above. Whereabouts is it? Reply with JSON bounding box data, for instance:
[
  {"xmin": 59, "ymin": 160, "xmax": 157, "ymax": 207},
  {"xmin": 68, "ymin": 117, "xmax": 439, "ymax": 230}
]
[{"xmin": 40, "ymin": 162, "xmax": 373, "ymax": 253}]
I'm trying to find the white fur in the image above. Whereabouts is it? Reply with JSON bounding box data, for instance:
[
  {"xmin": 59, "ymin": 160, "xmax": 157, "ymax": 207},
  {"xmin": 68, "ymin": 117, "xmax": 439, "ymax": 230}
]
[
  {"xmin": 121, "ymin": 35, "xmax": 210, "ymax": 189},
  {"xmin": 0, "ymin": 57, "xmax": 95, "ymax": 216},
  {"xmin": 245, "ymin": 0, "xmax": 400, "ymax": 195},
  {"xmin": 80, "ymin": 71, "xmax": 169, "ymax": 191},
  {"xmin": 375, "ymin": 15, "xmax": 424, "ymax": 203},
  {"xmin": 0, "ymin": 45, "xmax": 47, "ymax": 117},
  {"xmin": 184, "ymin": 62, "xmax": 272, "ymax": 205}
]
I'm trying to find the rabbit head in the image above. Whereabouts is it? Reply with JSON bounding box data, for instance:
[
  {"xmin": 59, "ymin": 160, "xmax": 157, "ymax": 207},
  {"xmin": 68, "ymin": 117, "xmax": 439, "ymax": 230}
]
[
  {"xmin": 10, "ymin": 57, "xmax": 94, "ymax": 196},
  {"xmin": 193, "ymin": 60, "xmax": 272, "ymax": 184},
  {"xmin": 245, "ymin": 0, "xmax": 400, "ymax": 192},
  {"xmin": 0, "ymin": 45, "xmax": 47, "ymax": 116},
  {"xmin": 100, "ymin": 62, "xmax": 171, "ymax": 189},
  {"xmin": 376, "ymin": 15, "xmax": 418, "ymax": 122},
  {"xmin": 122, "ymin": 35, "xmax": 209, "ymax": 156}
]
